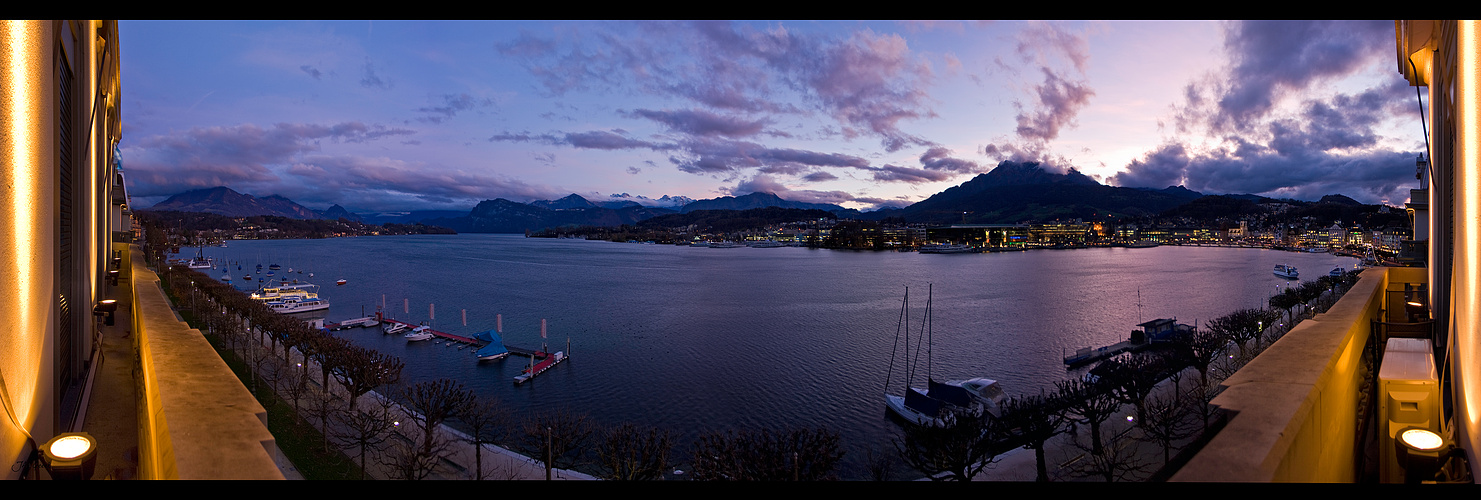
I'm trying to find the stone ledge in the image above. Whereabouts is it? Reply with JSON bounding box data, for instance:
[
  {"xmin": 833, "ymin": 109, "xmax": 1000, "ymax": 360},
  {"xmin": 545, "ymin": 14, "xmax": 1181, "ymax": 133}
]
[{"xmin": 131, "ymin": 246, "xmax": 283, "ymax": 479}]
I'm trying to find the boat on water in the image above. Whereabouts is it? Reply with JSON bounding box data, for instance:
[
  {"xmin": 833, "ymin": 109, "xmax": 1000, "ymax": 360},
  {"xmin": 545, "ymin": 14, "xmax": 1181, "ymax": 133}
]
[
  {"xmin": 404, "ymin": 325, "xmax": 434, "ymax": 342},
  {"xmin": 919, "ymin": 244, "xmax": 973, "ymax": 254},
  {"xmin": 747, "ymin": 240, "xmax": 785, "ymax": 248},
  {"xmin": 1126, "ymin": 239, "xmax": 1159, "ymax": 248},
  {"xmin": 249, "ymin": 283, "xmax": 330, "ymax": 313},
  {"xmin": 1307, "ymin": 247, "xmax": 1328, "ymax": 253},
  {"xmin": 689, "ymin": 241, "xmax": 711, "ymax": 248},
  {"xmin": 472, "ymin": 327, "xmax": 510, "ymax": 361},
  {"xmin": 1330, "ymin": 267, "xmax": 1346, "ymax": 277},
  {"xmin": 1274, "ymin": 265, "xmax": 1299, "ymax": 279},
  {"xmin": 187, "ymin": 247, "xmax": 214, "ymax": 269},
  {"xmin": 220, "ymin": 274, "xmax": 231, "ymax": 283},
  {"xmin": 269, "ymin": 264, "xmax": 281, "ymax": 271},
  {"xmin": 708, "ymin": 241, "xmax": 743, "ymax": 248},
  {"xmin": 383, "ymin": 322, "xmax": 410, "ymax": 335},
  {"xmin": 336, "ymin": 279, "xmax": 347, "ymax": 286},
  {"xmin": 884, "ymin": 285, "xmax": 1003, "ymax": 427}
]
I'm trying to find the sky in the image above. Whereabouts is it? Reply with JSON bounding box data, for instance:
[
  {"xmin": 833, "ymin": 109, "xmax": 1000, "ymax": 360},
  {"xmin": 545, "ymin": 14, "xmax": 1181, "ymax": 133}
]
[{"xmin": 118, "ymin": 20, "xmax": 1425, "ymax": 213}]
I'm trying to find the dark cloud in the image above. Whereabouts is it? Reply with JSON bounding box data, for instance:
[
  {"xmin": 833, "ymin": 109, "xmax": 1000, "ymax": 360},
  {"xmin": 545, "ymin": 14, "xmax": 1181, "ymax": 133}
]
[
  {"xmin": 623, "ymin": 108, "xmax": 770, "ymax": 138},
  {"xmin": 1111, "ymin": 141, "xmax": 1419, "ymax": 204},
  {"xmin": 283, "ymin": 155, "xmax": 565, "ymax": 210},
  {"xmin": 728, "ymin": 174, "xmax": 860, "ymax": 206},
  {"xmin": 500, "ymin": 22, "xmax": 937, "ymax": 152},
  {"xmin": 802, "ymin": 171, "xmax": 838, "ymax": 182},
  {"xmin": 865, "ymin": 164, "xmax": 955, "ymax": 183},
  {"xmin": 299, "ymin": 65, "xmax": 322, "ymax": 80},
  {"xmin": 1181, "ymin": 21, "xmax": 1392, "ymax": 135},
  {"xmin": 919, "ymin": 146, "xmax": 979, "ymax": 173},
  {"xmin": 1015, "ymin": 67, "xmax": 1095, "ymax": 142},
  {"xmin": 668, "ymin": 138, "xmax": 871, "ymax": 175},
  {"xmin": 977, "ymin": 23, "xmax": 1096, "ymax": 169},
  {"xmin": 124, "ymin": 121, "xmax": 416, "ymax": 198},
  {"xmin": 416, "ymin": 93, "xmax": 494, "ymax": 124},
  {"xmin": 489, "ymin": 129, "xmax": 673, "ymax": 151}
]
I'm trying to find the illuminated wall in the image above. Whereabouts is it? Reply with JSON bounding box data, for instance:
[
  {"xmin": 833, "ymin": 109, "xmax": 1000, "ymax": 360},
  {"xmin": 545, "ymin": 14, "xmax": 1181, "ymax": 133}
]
[
  {"xmin": 1398, "ymin": 19, "xmax": 1481, "ymax": 479},
  {"xmin": 0, "ymin": 20, "xmax": 121, "ymax": 479}
]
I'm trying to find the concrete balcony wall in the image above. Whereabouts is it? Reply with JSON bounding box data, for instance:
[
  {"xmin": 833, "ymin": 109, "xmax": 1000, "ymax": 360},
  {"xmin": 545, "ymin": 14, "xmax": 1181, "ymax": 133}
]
[
  {"xmin": 1174, "ymin": 267, "xmax": 1416, "ymax": 482},
  {"xmin": 129, "ymin": 244, "xmax": 283, "ymax": 479}
]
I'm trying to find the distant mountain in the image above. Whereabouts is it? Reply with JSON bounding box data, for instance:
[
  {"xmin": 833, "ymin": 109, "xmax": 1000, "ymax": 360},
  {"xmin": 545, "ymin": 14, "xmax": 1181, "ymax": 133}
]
[
  {"xmin": 317, "ymin": 204, "xmax": 361, "ymax": 222},
  {"xmin": 530, "ymin": 194, "xmax": 600, "ymax": 210},
  {"xmin": 148, "ymin": 186, "xmax": 324, "ymax": 219},
  {"xmin": 423, "ymin": 199, "xmax": 678, "ymax": 233},
  {"xmin": 1318, "ymin": 194, "xmax": 1363, "ymax": 206},
  {"xmin": 679, "ymin": 191, "xmax": 847, "ymax": 214},
  {"xmin": 886, "ymin": 160, "xmax": 1205, "ymax": 224}
]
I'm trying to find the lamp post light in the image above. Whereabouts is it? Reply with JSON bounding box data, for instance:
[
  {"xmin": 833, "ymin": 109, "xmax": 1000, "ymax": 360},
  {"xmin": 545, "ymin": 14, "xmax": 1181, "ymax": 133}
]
[{"xmin": 93, "ymin": 299, "xmax": 117, "ymax": 327}]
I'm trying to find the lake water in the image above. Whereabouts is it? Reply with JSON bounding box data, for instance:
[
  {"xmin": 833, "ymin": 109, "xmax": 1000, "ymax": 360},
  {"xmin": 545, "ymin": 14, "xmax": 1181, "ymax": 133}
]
[{"xmin": 190, "ymin": 234, "xmax": 1359, "ymax": 478}]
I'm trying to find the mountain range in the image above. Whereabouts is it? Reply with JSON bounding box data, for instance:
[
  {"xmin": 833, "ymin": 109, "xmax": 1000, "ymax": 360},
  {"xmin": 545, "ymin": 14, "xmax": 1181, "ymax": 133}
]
[{"xmin": 144, "ymin": 160, "xmax": 1386, "ymax": 233}]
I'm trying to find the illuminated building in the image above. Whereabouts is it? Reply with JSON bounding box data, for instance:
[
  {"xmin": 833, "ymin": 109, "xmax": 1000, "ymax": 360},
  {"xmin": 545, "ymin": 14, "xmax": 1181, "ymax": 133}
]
[
  {"xmin": 1174, "ymin": 20, "xmax": 1478, "ymax": 482},
  {"xmin": 1, "ymin": 20, "xmax": 278, "ymax": 480}
]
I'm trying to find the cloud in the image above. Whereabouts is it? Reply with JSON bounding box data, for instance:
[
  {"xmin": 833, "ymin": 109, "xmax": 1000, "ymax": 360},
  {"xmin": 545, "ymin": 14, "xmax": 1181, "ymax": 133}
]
[
  {"xmin": 919, "ymin": 146, "xmax": 979, "ymax": 173},
  {"xmin": 489, "ymin": 129, "xmax": 673, "ymax": 151},
  {"xmin": 124, "ymin": 121, "xmax": 415, "ymax": 199},
  {"xmin": 416, "ymin": 93, "xmax": 494, "ymax": 124},
  {"xmin": 1180, "ymin": 20, "xmax": 1392, "ymax": 135},
  {"xmin": 1014, "ymin": 67, "xmax": 1095, "ymax": 142},
  {"xmin": 360, "ymin": 59, "xmax": 390, "ymax": 89},
  {"xmin": 282, "ymin": 155, "xmax": 565, "ymax": 209},
  {"xmin": 499, "ymin": 22, "xmax": 938, "ymax": 152},
  {"xmin": 864, "ymin": 164, "xmax": 955, "ymax": 183},
  {"xmin": 299, "ymin": 65, "xmax": 322, "ymax": 80},
  {"xmin": 977, "ymin": 22, "xmax": 1096, "ymax": 168},
  {"xmin": 623, "ymin": 108, "xmax": 770, "ymax": 138},
  {"xmin": 1114, "ymin": 21, "xmax": 1416, "ymax": 205},
  {"xmin": 667, "ymin": 138, "xmax": 871, "ymax": 175},
  {"xmin": 802, "ymin": 171, "xmax": 838, "ymax": 182}
]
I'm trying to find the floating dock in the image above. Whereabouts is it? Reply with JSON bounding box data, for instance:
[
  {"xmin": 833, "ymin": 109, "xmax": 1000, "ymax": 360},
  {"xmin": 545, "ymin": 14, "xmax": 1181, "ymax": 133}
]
[
  {"xmin": 325, "ymin": 316, "xmax": 379, "ymax": 331},
  {"xmin": 513, "ymin": 350, "xmax": 566, "ymax": 385},
  {"xmin": 374, "ymin": 314, "xmax": 481, "ymax": 346}
]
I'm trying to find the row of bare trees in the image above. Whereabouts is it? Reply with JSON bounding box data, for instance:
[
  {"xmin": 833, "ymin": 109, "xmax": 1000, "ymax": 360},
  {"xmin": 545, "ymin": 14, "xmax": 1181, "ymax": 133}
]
[{"xmin": 894, "ymin": 270, "xmax": 1365, "ymax": 482}]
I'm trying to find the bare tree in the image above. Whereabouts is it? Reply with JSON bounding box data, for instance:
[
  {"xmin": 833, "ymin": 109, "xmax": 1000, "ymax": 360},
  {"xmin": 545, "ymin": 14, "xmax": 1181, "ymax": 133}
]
[
  {"xmin": 333, "ymin": 395, "xmax": 399, "ymax": 479},
  {"xmin": 402, "ymin": 379, "xmax": 475, "ymax": 461},
  {"xmin": 333, "ymin": 346, "xmax": 404, "ymax": 412},
  {"xmin": 999, "ymin": 392, "xmax": 1069, "ymax": 482},
  {"xmin": 455, "ymin": 396, "xmax": 508, "ymax": 480},
  {"xmin": 1137, "ymin": 392, "xmax": 1196, "ymax": 466},
  {"xmin": 1065, "ymin": 424, "xmax": 1152, "ymax": 482},
  {"xmin": 693, "ymin": 427, "xmax": 844, "ymax": 481},
  {"xmin": 593, "ymin": 422, "xmax": 674, "ymax": 480},
  {"xmin": 1056, "ymin": 377, "xmax": 1122, "ymax": 457},
  {"xmin": 894, "ymin": 410, "xmax": 1001, "ymax": 481},
  {"xmin": 515, "ymin": 409, "xmax": 595, "ymax": 473}
]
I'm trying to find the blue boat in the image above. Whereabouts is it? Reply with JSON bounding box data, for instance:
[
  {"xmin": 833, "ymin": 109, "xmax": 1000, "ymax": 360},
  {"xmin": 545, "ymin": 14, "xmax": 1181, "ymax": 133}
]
[{"xmin": 472, "ymin": 329, "xmax": 509, "ymax": 361}]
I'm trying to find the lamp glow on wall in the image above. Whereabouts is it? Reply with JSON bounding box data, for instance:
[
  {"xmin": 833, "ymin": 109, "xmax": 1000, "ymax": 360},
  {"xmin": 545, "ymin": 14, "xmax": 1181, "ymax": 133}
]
[{"xmin": 39, "ymin": 432, "xmax": 97, "ymax": 480}]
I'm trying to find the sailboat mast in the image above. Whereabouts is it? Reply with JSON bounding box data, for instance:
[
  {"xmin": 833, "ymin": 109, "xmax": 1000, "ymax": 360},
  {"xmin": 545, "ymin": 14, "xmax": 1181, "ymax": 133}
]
[{"xmin": 926, "ymin": 283, "xmax": 933, "ymax": 383}]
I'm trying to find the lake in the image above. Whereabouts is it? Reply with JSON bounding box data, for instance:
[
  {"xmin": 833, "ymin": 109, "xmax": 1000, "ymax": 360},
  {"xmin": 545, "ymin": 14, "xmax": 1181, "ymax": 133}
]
[{"xmin": 190, "ymin": 234, "xmax": 1359, "ymax": 478}]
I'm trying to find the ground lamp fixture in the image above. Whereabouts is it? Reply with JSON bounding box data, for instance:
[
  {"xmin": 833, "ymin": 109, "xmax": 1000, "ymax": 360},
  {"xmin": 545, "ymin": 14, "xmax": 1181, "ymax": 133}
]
[
  {"xmin": 39, "ymin": 432, "xmax": 96, "ymax": 480},
  {"xmin": 1395, "ymin": 427, "xmax": 1467, "ymax": 483},
  {"xmin": 1405, "ymin": 300, "xmax": 1428, "ymax": 323},
  {"xmin": 93, "ymin": 299, "xmax": 117, "ymax": 326}
]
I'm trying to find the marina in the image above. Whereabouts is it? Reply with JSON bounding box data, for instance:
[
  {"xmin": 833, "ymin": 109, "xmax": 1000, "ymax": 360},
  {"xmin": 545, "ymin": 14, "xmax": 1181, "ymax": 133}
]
[{"xmin": 182, "ymin": 233, "xmax": 1362, "ymax": 478}]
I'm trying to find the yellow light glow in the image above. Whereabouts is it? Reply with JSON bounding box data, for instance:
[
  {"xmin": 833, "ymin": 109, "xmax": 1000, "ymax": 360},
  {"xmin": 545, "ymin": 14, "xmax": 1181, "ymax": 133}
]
[
  {"xmin": 3, "ymin": 19, "xmax": 43, "ymax": 431},
  {"xmin": 1400, "ymin": 428, "xmax": 1444, "ymax": 451},
  {"xmin": 48, "ymin": 435, "xmax": 93, "ymax": 459},
  {"xmin": 1461, "ymin": 20, "xmax": 1481, "ymax": 438}
]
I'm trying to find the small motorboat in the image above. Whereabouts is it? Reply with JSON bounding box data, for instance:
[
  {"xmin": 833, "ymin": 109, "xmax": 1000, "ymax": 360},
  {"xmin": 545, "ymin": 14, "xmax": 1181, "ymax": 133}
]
[
  {"xmin": 1274, "ymin": 265, "xmax": 1299, "ymax": 280},
  {"xmin": 336, "ymin": 279, "xmax": 347, "ymax": 286}
]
